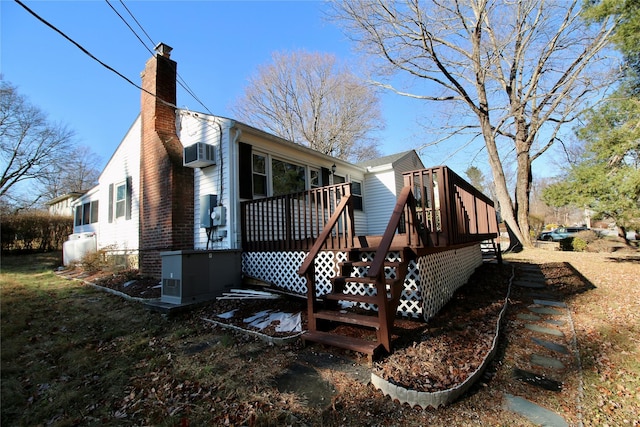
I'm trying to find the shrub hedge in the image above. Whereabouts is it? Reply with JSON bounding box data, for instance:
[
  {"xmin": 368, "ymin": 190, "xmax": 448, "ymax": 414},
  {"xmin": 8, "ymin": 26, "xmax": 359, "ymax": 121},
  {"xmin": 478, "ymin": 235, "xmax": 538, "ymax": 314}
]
[{"xmin": 1, "ymin": 212, "xmax": 73, "ymax": 253}]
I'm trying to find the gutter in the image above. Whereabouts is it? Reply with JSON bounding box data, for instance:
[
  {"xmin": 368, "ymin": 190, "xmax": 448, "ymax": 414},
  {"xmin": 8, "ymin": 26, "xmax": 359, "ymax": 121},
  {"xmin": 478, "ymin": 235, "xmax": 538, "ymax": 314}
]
[{"xmin": 229, "ymin": 121, "xmax": 242, "ymax": 250}]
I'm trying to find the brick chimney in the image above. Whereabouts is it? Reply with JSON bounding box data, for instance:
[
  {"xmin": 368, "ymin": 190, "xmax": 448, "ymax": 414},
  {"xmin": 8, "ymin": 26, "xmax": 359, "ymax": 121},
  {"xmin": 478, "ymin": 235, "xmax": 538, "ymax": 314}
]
[{"xmin": 139, "ymin": 43, "xmax": 194, "ymax": 278}]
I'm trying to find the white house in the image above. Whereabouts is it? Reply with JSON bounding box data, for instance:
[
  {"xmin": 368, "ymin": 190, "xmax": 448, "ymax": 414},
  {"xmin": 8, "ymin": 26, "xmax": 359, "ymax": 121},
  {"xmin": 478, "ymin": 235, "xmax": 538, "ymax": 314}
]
[
  {"xmin": 67, "ymin": 43, "xmax": 499, "ymax": 355},
  {"xmin": 68, "ymin": 43, "xmax": 424, "ymax": 274},
  {"xmin": 46, "ymin": 192, "xmax": 85, "ymax": 217}
]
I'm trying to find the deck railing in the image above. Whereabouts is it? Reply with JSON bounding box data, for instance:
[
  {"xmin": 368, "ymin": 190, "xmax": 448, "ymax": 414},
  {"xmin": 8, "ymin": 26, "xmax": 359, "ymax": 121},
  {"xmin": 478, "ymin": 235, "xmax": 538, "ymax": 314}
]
[
  {"xmin": 403, "ymin": 166, "xmax": 499, "ymax": 247},
  {"xmin": 240, "ymin": 183, "xmax": 355, "ymax": 252},
  {"xmin": 240, "ymin": 166, "xmax": 498, "ymax": 253}
]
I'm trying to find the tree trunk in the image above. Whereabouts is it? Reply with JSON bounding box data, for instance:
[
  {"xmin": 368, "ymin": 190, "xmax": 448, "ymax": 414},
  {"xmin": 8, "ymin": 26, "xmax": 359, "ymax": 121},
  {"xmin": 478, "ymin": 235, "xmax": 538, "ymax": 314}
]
[
  {"xmin": 618, "ymin": 225, "xmax": 631, "ymax": 246},
  {"xmin": 480, "ymin": 119, "xmax": 525, "ymax": 250},
  {"xmin": 515, "ymin": 146, "xmax": 534, "ymax": 248},
  {"xmin": 505, "ymin": 221, "xmax": 523, "ymax": 252}
]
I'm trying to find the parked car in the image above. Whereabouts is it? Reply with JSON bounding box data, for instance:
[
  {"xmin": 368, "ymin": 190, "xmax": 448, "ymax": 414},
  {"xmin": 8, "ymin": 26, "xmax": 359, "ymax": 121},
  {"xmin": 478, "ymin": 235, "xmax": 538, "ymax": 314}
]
[{"xmin": 538, "ymin": 226, "xmax": 589, "ymax": 241}]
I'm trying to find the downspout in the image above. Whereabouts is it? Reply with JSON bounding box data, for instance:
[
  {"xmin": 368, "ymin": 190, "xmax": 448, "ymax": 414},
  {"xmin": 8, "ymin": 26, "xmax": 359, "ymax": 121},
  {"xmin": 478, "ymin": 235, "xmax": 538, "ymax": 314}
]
[{"xmin": 229, "ymin": 121, "xmax": 242, "ymax": 249}]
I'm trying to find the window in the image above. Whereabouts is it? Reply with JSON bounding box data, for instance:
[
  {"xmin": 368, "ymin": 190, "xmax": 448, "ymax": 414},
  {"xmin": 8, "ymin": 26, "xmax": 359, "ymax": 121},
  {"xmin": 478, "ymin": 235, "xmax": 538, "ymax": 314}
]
[
  {"xmin": 351, "ymin": 180, "xmax": 363, "ymax": 211},
  {"xmin": 108, "ymin": 176, "xmax": 131, "ymax": 223},
  {"xmin": 90, "ymin": 200, "xmax": 99, "ymax": 223},
  {"xmin": 83, "ymin": 203, "xmax": 91, "ymax": 224},
  {"xmin": 115, "ymin": 181, "xmax": 127, "ymax": 219},
  {"xmin": 310, "ymin": 169, "xmax": 320, "ymax": 189},
  {"xmin": 252, "ymin": 153, "xmax": 267, "ymax": 197},
  {"xmin": 74, "ymin": 200, "xmax": 99, "ymax": 226},
  {"xmin": 272, "ymin": 158, "xmax": 305, "ymax": 196},
  {"xmin": 75, "ymin": 206, "xmax": 82, "ymax": 226}
]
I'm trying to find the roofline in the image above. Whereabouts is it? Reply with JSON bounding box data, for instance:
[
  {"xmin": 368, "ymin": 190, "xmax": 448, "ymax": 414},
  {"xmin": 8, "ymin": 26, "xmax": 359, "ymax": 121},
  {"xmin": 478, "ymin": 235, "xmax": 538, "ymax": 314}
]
[
  {"xmin": 46, "ymin": 191, "xmax": 86, "ymax": 205},
  {"xmin": 98, "ymin": 115, "xmax": 141, "ymax": 182},
  {"xmin": 229, "ymin": 120, "xmax": 366, "ymax": 172}
]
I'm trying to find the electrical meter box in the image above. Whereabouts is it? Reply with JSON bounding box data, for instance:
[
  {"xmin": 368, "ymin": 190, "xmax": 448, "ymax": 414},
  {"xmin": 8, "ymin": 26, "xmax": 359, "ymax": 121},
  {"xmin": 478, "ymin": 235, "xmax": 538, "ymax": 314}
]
[
  {"xmin": 211, "ymin": 206, "xmax": 226, "ymax": 226},
  {"xmin": 200, "ymin": 194, "xmax": 217, "ymax": 228}
]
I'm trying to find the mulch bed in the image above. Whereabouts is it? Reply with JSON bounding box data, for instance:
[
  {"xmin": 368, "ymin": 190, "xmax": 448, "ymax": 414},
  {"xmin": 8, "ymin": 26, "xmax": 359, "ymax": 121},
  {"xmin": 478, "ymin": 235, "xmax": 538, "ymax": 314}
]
[
  {"xmin": 198, "ymin": 262, "xmax": 512, "ymax": 393},
  {"xmin": 92, "ymin": 272, "xmax": 161, "ymax": 299},
  {"xmin": 58, "ymin": 268, "xmax": 162, "ymax": 299},
  {"xmin": 68, "ymin": 261, "xmax": 512, "ymax": 394},
  {"xmin": 372, "ymin": 262, "xmax": 511, "ymax": 392}
]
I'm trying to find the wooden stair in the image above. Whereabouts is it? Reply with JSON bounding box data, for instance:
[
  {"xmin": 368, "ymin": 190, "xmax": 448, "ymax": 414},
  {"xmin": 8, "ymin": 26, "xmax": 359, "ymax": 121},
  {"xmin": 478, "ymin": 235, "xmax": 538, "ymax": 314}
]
[{"xmin": 302, "ymin": 247, "xmax": 412, "ymax": 358}]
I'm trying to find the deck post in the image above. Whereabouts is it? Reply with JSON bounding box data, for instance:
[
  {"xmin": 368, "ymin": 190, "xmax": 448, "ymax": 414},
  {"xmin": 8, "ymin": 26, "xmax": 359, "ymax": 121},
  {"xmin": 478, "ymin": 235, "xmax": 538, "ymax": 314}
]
[{"xmin": 305, "ymin": 265, "xmax": 317, "ymax": 332}]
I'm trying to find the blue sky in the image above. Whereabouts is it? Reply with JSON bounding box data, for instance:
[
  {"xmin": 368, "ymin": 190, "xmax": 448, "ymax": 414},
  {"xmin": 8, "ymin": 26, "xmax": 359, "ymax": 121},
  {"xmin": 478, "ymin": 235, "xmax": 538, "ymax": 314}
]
[
  {"xmin": 0, "ymin": 0, "xmax": 459, "ymax": 172},
  {"xmin": 2, "ymin": 0, "xmax": 557, "ymax": 182}
]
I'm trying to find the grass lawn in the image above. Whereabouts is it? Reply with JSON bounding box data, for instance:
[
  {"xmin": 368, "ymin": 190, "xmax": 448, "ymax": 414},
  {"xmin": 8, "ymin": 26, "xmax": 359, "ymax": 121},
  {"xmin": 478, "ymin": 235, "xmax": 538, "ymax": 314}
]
[
  {"xmin": 1, "ymin": 250, "xmax": 639, "ymax": 426},
  {"xmin": 1, "ymin": 252, "xmax": 295, "ymax": 426}
]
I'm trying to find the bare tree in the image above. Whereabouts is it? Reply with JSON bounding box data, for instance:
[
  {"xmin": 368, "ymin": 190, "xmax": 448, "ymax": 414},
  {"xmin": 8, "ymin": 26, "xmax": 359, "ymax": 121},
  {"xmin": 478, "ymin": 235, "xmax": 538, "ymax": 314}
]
[
  {"xmin": 38, "ymin": 145, "xmax": 101, "ymax": 201},
  {"xmin": 332, "ymin": 0, "xmax": 617, "ymax": 247},
  {"xmin": 232, "ymin": 50, "xmax": 384, "ymax": 162},
  {"xmin": 1, "ymin": 80, "xmax": 75, "ymax": 203}
]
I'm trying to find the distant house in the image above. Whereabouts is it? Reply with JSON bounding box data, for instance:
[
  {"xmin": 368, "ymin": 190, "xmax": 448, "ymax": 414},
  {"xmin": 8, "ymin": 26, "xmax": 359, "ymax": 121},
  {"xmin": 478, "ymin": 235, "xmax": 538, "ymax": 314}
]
[
  {"xmin": 67, "ymin": 43, "xmax": 499, "ymax": 355},
  {"xmin": 46, "ymin": 192, "xmax": 85, "ymax": 217}
]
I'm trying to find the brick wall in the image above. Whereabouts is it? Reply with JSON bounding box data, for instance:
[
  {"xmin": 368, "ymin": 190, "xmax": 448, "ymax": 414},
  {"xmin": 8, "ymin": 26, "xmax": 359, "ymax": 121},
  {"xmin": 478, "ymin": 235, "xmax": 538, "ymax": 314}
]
[{"xmin": 139, "ymin": 46, "xmax": 194, "ymax": 278}]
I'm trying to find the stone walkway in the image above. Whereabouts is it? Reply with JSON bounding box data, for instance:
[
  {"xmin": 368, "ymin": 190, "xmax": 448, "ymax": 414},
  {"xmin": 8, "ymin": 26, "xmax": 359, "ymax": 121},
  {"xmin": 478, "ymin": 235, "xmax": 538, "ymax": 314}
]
[{"xmin": 503, "ymin": 263, "xmax": 582, "ymax": 427}]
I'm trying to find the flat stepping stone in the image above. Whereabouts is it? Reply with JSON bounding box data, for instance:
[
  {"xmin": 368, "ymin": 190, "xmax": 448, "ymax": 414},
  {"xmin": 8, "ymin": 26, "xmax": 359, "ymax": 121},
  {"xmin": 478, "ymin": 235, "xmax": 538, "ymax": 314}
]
[
  {"xmin": 512, "ymin": 368, "xmax": 563, "ymax": 391},
  {"xmin": 504, "ymin": 394, "xmax": 568, "ymax": 427},
  {"xmin": 517, "ymin": 313, "xmax": 541, "ymax": 321},
  {"xmin": 529, "ymin": 306, "xmax": 564, "ymax": 316},
  {"xmin": 516, "ymin": 265, "xmax": 543, "ymax": 271},
  {"xmin": 534, "ymin": 299, "xmax": 567, "ymax": 308},
  {"xmin": 531, "ymin": 337, "xmax": 570, "ymax": 354},
  {"xmin": 514, "ymin": 280, "xmax": 545, "ymax": 289},
  {"xmin": 545, "ymin": 319, "xmax": 566, "ymax": 326},
  {"xmin": 531, "ymin": 354, "xmax": 566, "ymax": 370},
  {"xmin": 519, "ymin": 275, "xmax": 547, "ymax": 281},
  {"xmin": 275, "ymin": 362, "xmax": 336, "ymax": 409},
  {"xmin": 528, "ymin": 292, "xmax": 557, "ymax": 300},
  {"xmin": 525, "ymin": 323, "xmax": 564, "ymax": 337}
]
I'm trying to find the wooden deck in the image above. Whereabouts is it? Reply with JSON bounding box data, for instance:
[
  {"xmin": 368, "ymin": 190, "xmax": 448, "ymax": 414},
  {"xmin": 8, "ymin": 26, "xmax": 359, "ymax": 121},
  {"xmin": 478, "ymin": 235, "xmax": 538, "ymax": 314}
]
[{"xmin": 241, "ymin": 166, "xmax": 500, "ymax": 356}]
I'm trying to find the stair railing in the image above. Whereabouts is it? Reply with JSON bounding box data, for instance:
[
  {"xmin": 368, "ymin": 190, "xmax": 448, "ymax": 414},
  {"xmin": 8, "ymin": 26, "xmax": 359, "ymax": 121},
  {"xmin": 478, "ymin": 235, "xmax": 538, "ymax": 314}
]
[
  {"xmin": 297, "ymin": 194, "xmax": 354, "ymax": 278},
  {"xmin": 367, "ymin": 186, "xmax": 425, "ymax": 280},
  {"xmin": 297, "ymin": 194, "xmax": 354, "ymax": 332}
]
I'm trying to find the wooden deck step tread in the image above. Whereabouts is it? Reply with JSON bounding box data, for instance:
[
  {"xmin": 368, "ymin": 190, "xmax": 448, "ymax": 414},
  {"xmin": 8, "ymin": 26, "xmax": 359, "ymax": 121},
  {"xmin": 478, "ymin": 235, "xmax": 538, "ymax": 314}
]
[
  {"xmin": 302, "ymin": 330, "xmax": 382, "ymax": 355},
  {"xmin": 324, "ymin": 293, "xmax": 381, "ymax": 305},
  {"xmin": 342, "ymin": 261, "xmax": 401, "ymax": 268},
  {"xmin": 332, "ymin": 276, "xmax": 395, "ymax": 285},
  {"xmin": 354, "ymin": 245, "xmax": 413, "ymax": 253},
  {"xmin": 315, "ymin": 310, "xmax": 380, "ymax": 329}
]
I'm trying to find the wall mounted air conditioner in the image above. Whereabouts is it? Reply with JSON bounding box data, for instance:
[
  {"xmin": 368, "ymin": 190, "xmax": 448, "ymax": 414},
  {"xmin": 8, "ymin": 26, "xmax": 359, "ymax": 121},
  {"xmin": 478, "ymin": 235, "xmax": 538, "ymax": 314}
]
[{"xmin": 183, "ymin": 142, "xmax": 216, "ymax": 168}]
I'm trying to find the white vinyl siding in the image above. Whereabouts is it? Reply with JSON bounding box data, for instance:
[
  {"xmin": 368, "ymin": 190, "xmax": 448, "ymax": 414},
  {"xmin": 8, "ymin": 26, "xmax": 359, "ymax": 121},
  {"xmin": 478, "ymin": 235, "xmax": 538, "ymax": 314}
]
[
  {"xmin": 177, "ymin": 113, "xmax": 233, "ymax": 249},
  {"xmin": 363, "ymin": 170, "xmax": 398, "ymax": 235},
  {"xmin": 391, "ymin": 151, "xmax": 422, "ymax": 196},
  {"xmin": 97, "ymin": 117, "xmax": 141, "ymax": 252}
]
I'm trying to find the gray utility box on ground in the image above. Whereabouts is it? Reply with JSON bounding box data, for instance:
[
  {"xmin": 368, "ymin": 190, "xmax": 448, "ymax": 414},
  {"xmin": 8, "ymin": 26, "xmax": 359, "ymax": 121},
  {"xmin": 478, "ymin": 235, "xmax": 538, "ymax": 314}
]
[{"xmin": 160, "ymin": 250, "xmax": 242, "ymax": 305}]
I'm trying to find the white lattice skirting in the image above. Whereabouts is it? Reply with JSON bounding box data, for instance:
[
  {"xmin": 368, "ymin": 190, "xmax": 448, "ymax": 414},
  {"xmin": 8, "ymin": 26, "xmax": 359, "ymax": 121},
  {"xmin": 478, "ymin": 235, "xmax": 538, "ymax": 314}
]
[{"xmin": 242, "ymin": 244, "xmax": 482, "ymax": 320}]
